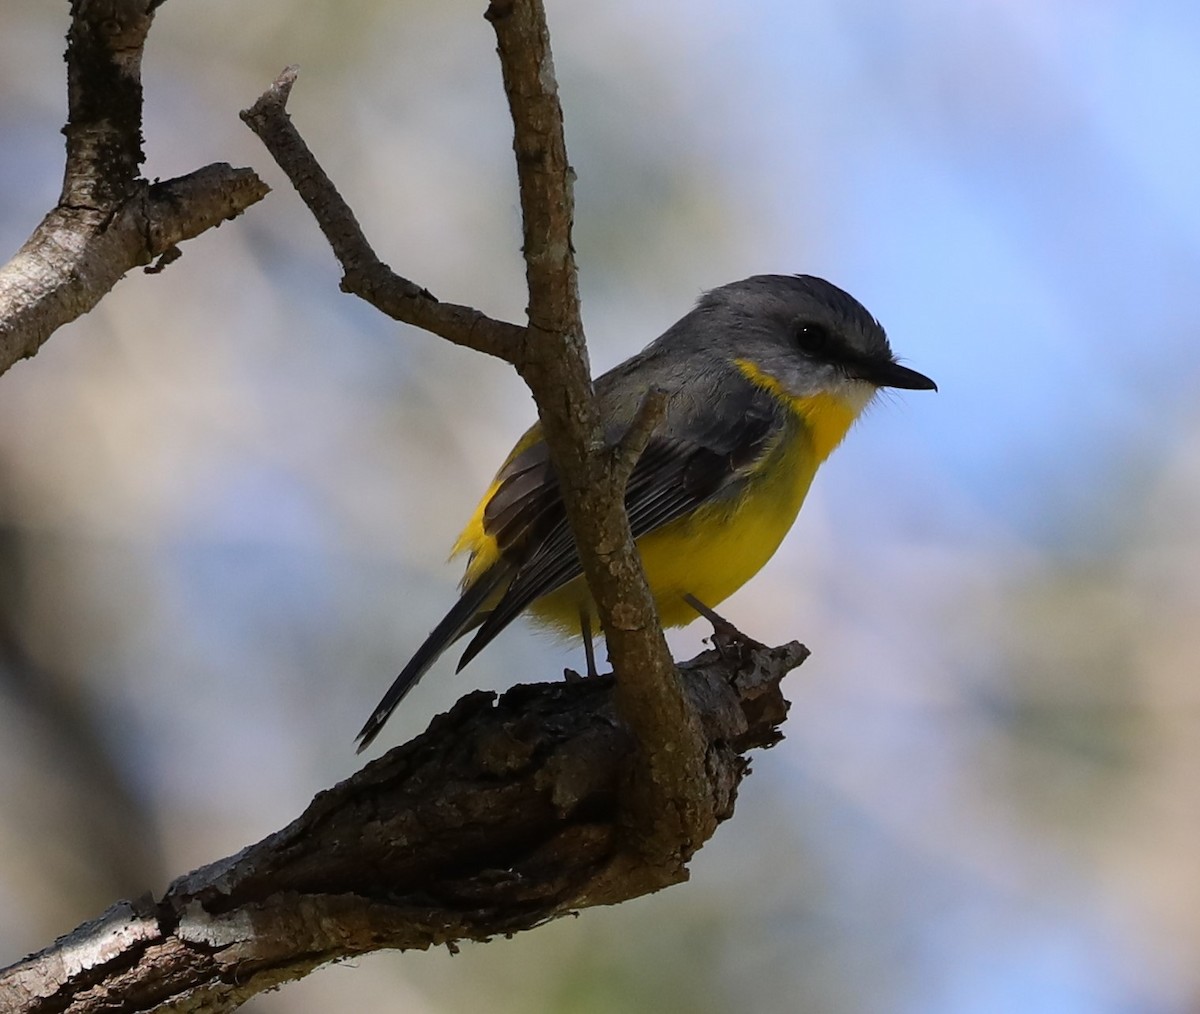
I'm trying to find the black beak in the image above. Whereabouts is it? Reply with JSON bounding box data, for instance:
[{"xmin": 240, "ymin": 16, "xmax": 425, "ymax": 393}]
[{"xmin": 860, "ymin": 360, "xmax": 937, "ymax": 391}]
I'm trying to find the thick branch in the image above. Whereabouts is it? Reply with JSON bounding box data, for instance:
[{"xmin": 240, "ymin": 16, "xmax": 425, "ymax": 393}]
[
  {"xmin": 0, "ymin": 636, "xmax": 807, "ymax": 1014},
  {"xmin": 0, "ymin": 1, "xmax": 269, "ymax": 377},
  {"xmin": 62, "ymin": 0, "xmax": 154, "ymax": 209},
  {"xmin": 0, "ymin": 167, "xmax": 268, "ymax": 373}
]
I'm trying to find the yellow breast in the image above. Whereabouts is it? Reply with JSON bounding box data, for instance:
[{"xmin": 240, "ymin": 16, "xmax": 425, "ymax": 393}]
[
  {"xmin": 455, "ymin": 364, "xmax": 872, "ymax": 637},
  {"xmin": 531, "ymin": 368, "xmax": 870, "ymax": 633}
]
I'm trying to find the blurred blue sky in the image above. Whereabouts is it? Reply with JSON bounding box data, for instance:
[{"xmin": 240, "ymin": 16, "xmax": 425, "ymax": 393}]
[{"xmin": 2, "ymin": 1, "xmax": 1199, "ymax": 1012}]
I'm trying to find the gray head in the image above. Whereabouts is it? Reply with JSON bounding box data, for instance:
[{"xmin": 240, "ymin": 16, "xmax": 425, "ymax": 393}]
[{"xmin": 665, "ymin": 274, "xmax": 935, "ymax": 400}]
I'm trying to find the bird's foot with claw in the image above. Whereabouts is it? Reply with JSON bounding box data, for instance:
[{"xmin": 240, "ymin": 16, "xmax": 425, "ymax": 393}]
[{"xmin": 684, "ymin": 593, "xmax": 767, "ymax": 661}]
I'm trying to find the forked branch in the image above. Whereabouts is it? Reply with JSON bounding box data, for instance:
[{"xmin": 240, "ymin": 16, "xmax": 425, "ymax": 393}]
[{"xmin": 0, "ymin": 0, "xmax": 268, "ymax": 377}]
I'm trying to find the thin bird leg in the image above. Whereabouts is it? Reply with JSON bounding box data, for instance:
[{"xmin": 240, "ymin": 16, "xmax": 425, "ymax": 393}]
[
  {"xmin": 682, "ymin": 593, "xmax": 742, "ymax": 639},
  {"xmin": 580, "ymin": 608, "xmax": 599, "ymax": 678}
]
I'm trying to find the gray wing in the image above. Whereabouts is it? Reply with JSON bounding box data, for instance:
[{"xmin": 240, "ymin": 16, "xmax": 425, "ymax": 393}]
[{"xmin": 454, "ymin": 376, "xmax": 785, "ymax": 670}]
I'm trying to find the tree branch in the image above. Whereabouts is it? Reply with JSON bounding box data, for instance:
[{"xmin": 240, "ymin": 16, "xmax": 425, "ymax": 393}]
[
  {"xmin": 0, "ymin": 0, "xmax": 268, "ymax": 377},
  {"xmin": 242, "ymin": 0, "xmax": 715, "ymax": 873},
  {"xmin": 239, "ymin": 67, "xmax": 525, "ymax": 362},
  {"xmin": 0, "ymin": 635, "xmax": 807, "ymax": 1014},
  {"xmin": 1, "ymin": 1, "xmax": 810, "ymax": 1008},
  {"xmin": 484, "ymin": 0, "xmax": 715, "ymax": 869}
]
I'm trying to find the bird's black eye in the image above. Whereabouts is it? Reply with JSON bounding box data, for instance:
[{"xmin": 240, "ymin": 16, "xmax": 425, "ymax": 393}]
[{"xmin": 791, "ymin": 319, "xmax": 844, "ymax": 361}]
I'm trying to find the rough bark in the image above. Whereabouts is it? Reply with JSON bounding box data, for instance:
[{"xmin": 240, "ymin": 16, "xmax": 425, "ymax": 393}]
[
  {"xmin": 0, "ymin": 635, "xmax": 807, "ymax": 1013},
  {"xmin": 0, "ymin": 0, "xmax": 268, "ymax": 377}
]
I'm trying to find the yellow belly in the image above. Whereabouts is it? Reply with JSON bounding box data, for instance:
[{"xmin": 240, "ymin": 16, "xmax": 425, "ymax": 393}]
[
  {"xmin": 527, "ymin": 415, "xmax": 821, "ymax": 633},
  {"xmin": 454, "ymin": 375, "xmax": 868, "ymax": 640}
]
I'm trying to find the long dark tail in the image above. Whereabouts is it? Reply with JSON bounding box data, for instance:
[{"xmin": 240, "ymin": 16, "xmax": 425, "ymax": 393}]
[{"xmin": 355, "ymin": 569, "xmax": 504, "ymax": 752}]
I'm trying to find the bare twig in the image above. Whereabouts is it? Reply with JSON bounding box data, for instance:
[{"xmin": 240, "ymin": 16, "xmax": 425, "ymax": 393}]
[
  {"xmin": 240, "ymin": 67, "xmax": 526, "ymax": 362},
  {"xmin": 611, "ymin": 387, "xmax": 670, "ymax": 487}
]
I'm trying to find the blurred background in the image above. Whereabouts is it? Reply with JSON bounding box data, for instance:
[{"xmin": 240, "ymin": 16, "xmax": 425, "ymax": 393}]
[{"xmin": 2, "ymin": 1, "xmax": 1198, "ymax": 1011}]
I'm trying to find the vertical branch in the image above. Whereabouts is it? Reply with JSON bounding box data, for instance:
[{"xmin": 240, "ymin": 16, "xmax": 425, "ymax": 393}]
[
  {"xmin": 485, "ymin": 0, "xmax": 716, "ymax": 868},
  {"xmin": 484, "ymin": 0, "xmax": 599, "ymax": 469},
  {"xmin": 485, "ymin": 0, "xmax": 584, "ymax": 341},
  {"xmin": 62, "ymin": 0, "xmax": 155, "ymax": 209}
]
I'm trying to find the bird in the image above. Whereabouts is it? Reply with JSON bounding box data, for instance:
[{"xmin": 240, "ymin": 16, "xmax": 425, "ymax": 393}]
[{"xmin": 356, "ymin": 274, "xmax": 935, "ymax": 750}]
